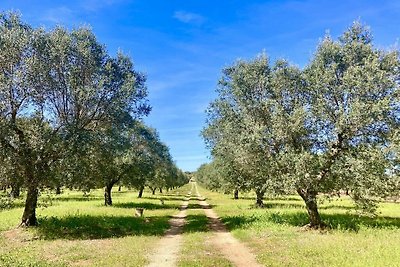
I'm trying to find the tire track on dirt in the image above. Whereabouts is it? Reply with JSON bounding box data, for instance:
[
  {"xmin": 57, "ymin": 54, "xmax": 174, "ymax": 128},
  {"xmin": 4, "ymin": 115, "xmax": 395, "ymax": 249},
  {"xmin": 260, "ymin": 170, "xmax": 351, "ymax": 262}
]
[
  {"xmin": 194, "ymin": 184, "xmax": 262, "ymax": 267},
  {"xmin": 145, "ymin": 191, "xmax": 191, "ymax": 267}
]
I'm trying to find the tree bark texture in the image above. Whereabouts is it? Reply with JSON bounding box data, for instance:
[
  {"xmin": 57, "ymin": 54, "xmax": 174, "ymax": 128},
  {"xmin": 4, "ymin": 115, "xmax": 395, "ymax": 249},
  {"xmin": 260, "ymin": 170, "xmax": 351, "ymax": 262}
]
[
  {"xmin": 104, "ymin": 183, "xmax": 113, "ymax": 206},
  {"xmin": 138, "ymin": 186, "xmax": 144, "ymax": 198},
  {"xmin": 297, "ymin": 188, "xmax": 324, "ymax": 228},
  {"xmin": 255, "ymin": 189, "xmax": 265, "ymax": 207},
  {"xmin": 234, "ymin": 189, "xmax": 239, "ymax": 200},
  {"xmin": 10, "ymin": 183, "xmax": 21, "ymax": 198},
  {"xmin": 21, "ymin": 186, "xmax": 39, "ymax": 226}
]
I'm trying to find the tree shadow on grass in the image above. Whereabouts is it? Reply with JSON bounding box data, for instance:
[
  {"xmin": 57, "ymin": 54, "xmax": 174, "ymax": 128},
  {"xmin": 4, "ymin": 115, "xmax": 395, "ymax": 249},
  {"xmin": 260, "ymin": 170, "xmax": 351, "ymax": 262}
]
[
  {"xmin": 113, "ymin": 202, "xmax": 181, "ymax": 210},
  {"xmin": 184, "ymin": 214, "xmax": 210, "ymax": 233},
  {"xmin": 53, "ymin": 196, "xmax": 103, "ymax": 202},
  {"xmin": 319, "ymin": 204, "xmax": 355, "ymax": 210},
  {"xmin": 187, "ymin": 203, "xmax": 215, "ymax": 209},
  {"xmin": 37, "ymin": 215, "xmax": 171, "ymax": 240},
  {"xmin": 140, "ymin": 196, "xmax": 187, "ymax": 201},
  {"xmin": 0, "ymin": 203, "xmax": 26, "ymax": 210},
  {"xmin": 222, "ymin": 212, "xmax": 400, "ymax": 232},
  {"xmin": 248, "ymin": 201, "xmax": 358, "ymax": 211},
  {"xmin": 240, "ymin": 196, "xmax": 302, "ymax": 202},
  {"xmin": 111, "ymin": 191, "xmax": 134, "ymax": 196},
  {"xmin": 161, "ymin": 193, "xmax": 187, "ymax": 197},
  {"xmin": 190, "ymin": 196, "xmax": 207, "ymax": 201},
  {"xmin": 263, "ymin": 202, "xmax": 305, "ymax": 209}
]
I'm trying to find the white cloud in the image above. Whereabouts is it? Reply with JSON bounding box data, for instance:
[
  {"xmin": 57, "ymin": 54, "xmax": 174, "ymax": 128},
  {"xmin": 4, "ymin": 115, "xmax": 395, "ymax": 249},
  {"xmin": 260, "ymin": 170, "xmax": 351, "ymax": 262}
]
[
  {"xmin": 42, "ymin": 6, "xmax": 74, "ymax": 24},
  {"xmin": 173, "ymin": 11, "xmax": 205, "ymax": 25},
  {"xmin": 39, "ymin": 0, "xmax": 125, "ymax": 25}
]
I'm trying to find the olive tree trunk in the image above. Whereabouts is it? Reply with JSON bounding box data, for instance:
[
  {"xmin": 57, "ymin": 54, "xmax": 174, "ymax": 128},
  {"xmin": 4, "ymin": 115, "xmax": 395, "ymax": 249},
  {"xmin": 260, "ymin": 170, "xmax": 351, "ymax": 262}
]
[
  {"xmin": 234, "ymin": 189, "xmax": 239, "ymax": 200},
  {"xmin": 151, "ymin": 187, "xmax": 156, "ymax": 195},
  {"xmin": 138, "ymin": 186, "xmax": 144, "ymax": 198},
  {"xmin": 10, "ymin": 183, "xmax": 21, "ymax": 198},
  {"xmin": 255, "ymin": 189, "xmax": 265, "ymax": 207},
  {"xmin": 104, "ymin": 177, "xmax": 122, "ymax": 206},
  {"xmin": 297, "ymin": 188, "xmax": 324, "ymax": 228},
  {"xmin": 104, "ymin": 183, "xmax": 114, "ymax": 206},
  {"xmin": 21, "ymin": 186, "xmax": 39, "ymax": 226}
]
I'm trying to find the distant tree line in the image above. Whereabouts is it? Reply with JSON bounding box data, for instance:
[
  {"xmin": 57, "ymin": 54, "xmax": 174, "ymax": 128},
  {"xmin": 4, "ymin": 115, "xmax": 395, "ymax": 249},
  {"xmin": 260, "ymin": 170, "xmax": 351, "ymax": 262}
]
[
  {"xmin": 0, "ymin": 12, "xmax": 188, "ymax": 226},
  {"xmin": 199, "ymin": 22, "xmax": 400, "ymax": 228}
]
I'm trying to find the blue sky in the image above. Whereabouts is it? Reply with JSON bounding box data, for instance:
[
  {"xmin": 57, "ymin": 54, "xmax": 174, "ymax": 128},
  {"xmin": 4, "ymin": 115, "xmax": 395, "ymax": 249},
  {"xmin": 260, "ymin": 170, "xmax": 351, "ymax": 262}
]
[{"xmin": 1, "ymin": 0, "xmax": 399, "ymax": 171}]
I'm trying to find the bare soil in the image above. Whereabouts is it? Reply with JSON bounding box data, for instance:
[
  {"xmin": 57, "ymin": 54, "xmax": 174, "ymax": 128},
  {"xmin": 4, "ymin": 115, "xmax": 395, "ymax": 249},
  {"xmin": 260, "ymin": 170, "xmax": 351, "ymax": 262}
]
[
  {"xmin": 198, "ymin": 197, "xmax": 263, "ymax": 267},
  {"xmin": 145, "ymin": 194, "xmax": 190, "ymax": 267},
  {"xmin": 2, "ymin": 227, "xmax": 37, "ymax": 243}
]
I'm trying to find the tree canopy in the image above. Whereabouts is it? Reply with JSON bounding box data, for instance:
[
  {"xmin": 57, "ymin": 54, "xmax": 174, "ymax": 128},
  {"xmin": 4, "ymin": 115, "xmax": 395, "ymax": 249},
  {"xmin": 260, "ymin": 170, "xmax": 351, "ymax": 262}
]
[
  {"xmin": 201, "ymin": 21, "xmax": 400, "ymax": 228},
  {"xmin": 0, "ymin": 12, "xmax": 185, "ymax": 226}
]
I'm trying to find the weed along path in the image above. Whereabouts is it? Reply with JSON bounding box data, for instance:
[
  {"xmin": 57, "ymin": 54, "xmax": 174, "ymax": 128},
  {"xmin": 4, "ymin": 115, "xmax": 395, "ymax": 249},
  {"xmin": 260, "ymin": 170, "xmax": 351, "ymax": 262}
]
[
  {"xmin": 145, "ymin": 191, "xmax": 191, "ymax": 267},
  {"xmin": 194, "ymin": 183, "xmax": 263, "ymax": 267}
]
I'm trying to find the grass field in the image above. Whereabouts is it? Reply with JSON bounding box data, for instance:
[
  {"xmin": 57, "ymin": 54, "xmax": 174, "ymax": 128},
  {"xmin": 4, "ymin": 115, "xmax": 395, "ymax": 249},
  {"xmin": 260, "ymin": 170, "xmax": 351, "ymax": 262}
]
[
  {"xmin": 0, "ymin": 186, "xmax": 188, "ymax": 267},
  {"xmin": 1, "ymin": 183, "xmax": 399, "ymax": 266},
  {"xmin": 200, "ymin": 187, "xmax": 400, "ymax": 267}
]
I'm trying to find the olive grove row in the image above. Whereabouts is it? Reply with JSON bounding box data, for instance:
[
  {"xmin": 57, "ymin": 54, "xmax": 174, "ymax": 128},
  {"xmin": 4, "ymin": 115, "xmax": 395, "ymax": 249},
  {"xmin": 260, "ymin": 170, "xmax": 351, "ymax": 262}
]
[
  {"xmin": 0, "ymin": 12, "xmax": 188, "ymax": 226},
  {"xmin": 198, "ymin": 22, "xmax": 400, "ymax": 228}
]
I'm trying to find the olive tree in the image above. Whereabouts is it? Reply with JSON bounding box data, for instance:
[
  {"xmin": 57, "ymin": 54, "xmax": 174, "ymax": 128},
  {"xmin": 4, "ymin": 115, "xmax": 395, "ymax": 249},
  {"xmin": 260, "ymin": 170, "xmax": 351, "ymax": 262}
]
[
  {"xmin": 203, "ymin": 22, "xmax": 399, "ymax": 228},
  {"xmin": 203, "ymin": 55, "xmax": 303, "ymax": 206},
  {"xmin": 0, "ymin": 12, "xmax": 150, "ymax": 226},
  {"xmin": 284, "ymin": 22, "xmax": 399, "ymax": 228}
]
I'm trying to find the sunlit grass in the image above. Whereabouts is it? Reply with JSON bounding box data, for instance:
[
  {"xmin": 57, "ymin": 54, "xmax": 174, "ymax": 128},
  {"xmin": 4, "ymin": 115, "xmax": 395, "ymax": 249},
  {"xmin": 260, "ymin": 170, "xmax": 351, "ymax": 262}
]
[
  {"xmin": 200, "ymin": 186, "xmax": 400, "ymax": 267},
  {"xmin": 0, "ymin": 185, "xmax": 191, "ymax": 266},
  {"xmin": 2, "ymin": 183, "xmax": 399, "ymax": 266}
]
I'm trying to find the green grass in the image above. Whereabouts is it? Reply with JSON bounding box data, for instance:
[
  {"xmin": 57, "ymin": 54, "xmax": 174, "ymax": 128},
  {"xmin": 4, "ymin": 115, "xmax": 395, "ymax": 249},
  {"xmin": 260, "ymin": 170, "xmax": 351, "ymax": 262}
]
[
  {"xmin": 0, "ymin": 185, "xmax": 191, "ymax": 267},
  {"xmin": 200, "ymin": 186, "xmax": 400, "ymax": 267},
  {"xmin": 2, "ymin": 183, "xmax": 399, "ymax": 266}
]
